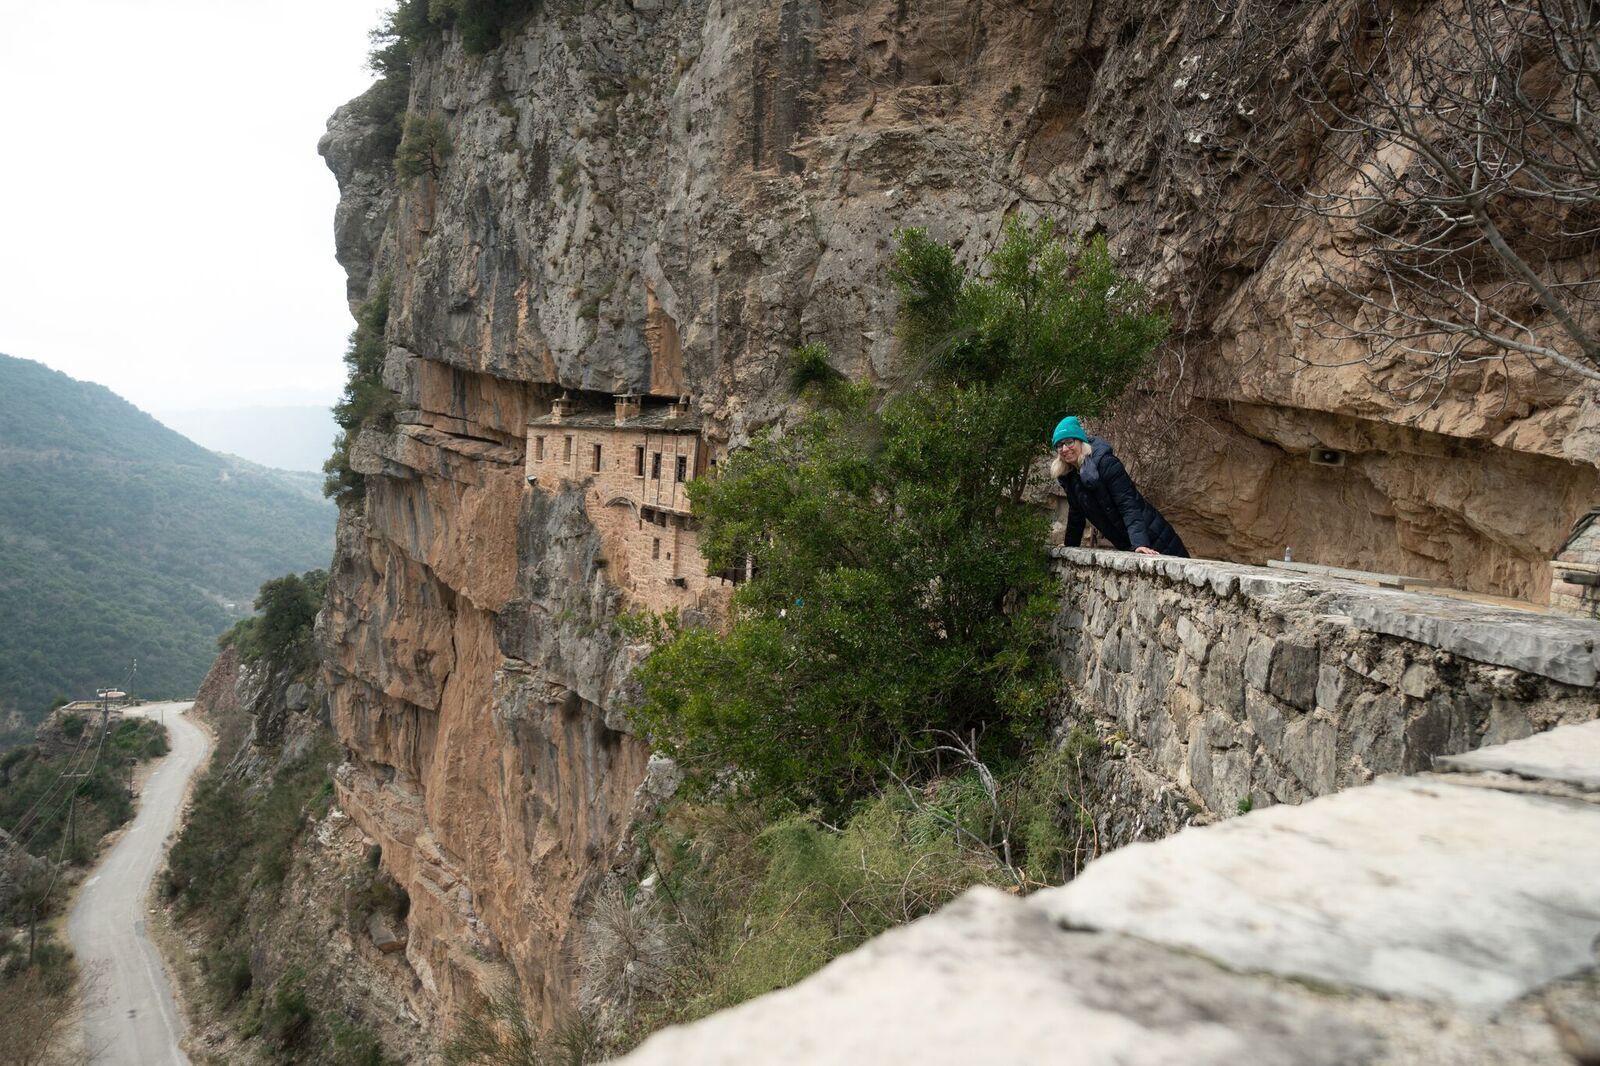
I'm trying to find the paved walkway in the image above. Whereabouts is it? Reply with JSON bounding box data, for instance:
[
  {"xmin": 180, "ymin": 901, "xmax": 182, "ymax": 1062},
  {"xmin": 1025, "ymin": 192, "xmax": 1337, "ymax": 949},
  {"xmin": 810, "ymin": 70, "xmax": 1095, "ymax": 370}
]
[{"xmin": 69, "ymin": 701, "xmax": 209, "ymax": 1066}]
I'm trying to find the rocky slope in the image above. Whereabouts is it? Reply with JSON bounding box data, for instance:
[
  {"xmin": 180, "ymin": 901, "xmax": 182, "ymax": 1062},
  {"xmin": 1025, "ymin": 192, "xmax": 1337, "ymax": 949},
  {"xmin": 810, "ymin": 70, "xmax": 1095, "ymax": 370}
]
[
  {"xmin": 171, "ymin": 647, "xmax": 432, "ymax": 1063},
  {"xmin": 313, "ymin": 0, "xmax": 1598, "ymax": 1038}
]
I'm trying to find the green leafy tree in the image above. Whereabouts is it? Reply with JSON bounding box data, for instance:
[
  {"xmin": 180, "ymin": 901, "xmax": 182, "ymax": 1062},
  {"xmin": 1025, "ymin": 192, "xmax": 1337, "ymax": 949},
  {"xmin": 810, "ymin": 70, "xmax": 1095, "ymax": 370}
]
[
  {"xmin": 219, "ymin": 570, "xmax": 326, "ymax": 669},
  {"xmin": 629, "ymin": 220, "xmax": 1166, "ymax": 810},
  {"xmin": 251, "ymin": 571, "xmax": 326, "ymax": 664},
  {"xmin": 394, "ymin": 113, "xmax": 452, "ymax": 181}
]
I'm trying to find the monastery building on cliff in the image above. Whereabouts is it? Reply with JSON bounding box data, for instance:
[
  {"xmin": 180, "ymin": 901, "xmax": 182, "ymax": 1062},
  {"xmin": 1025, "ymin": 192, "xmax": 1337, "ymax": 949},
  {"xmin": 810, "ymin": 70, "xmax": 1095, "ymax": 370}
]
[{"xmin": 525, "ymin": 393, "xmax": 734, "ymax": 613}]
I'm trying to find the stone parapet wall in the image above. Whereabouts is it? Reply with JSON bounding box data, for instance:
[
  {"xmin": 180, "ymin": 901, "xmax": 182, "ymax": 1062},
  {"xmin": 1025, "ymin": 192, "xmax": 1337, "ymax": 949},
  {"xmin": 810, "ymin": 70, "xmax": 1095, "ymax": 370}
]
[
  {"xmin": 614, "ymin": 721, "xmax": 1600, "ymax": 1065},
  {"xmin": 1052, "ymin": 549, "xmax": 1600, "ymax": 818}
]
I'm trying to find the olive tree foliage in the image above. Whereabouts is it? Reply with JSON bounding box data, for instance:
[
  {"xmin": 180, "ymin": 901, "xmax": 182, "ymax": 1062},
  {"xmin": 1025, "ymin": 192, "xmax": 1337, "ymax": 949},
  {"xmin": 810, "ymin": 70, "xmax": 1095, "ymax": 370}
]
[
  {"xmin": 1290, "ymin": 0, "xmax": 1600, "ymax": 396},
  {"xmin": 627, "ymin": 221, "xmax": 1167, "ymax": 810}
]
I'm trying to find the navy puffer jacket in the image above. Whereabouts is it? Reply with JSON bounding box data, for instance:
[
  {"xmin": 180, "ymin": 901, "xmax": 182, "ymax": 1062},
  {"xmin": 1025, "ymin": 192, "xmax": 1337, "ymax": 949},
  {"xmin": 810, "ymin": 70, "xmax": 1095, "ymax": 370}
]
[{"xmin": 1057, "ymin": 437, "xmax": 1188, "ymax": 557}]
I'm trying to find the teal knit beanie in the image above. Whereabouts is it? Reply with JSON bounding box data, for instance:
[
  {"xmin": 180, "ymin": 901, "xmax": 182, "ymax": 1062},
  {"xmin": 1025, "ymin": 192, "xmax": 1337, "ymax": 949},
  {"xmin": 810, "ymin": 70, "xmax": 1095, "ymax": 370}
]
[{"xmin": 1051, "ymin": 416, "xmax": 1089, "ymax": 448}]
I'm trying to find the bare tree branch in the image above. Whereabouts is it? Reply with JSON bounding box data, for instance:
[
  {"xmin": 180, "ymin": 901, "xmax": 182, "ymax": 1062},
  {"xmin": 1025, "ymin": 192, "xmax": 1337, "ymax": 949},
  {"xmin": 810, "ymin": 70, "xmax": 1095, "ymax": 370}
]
[{"xmin": 1280, "ymin": 0, "xmax": 1600, "ymax": 392}]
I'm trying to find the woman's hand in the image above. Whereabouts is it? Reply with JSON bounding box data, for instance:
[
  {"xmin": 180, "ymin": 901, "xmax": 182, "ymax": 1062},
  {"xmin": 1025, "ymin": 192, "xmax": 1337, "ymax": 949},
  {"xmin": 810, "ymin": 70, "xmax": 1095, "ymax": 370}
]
[{"xmin": 1133, "ymin": 546, "xmax": 1160, "ymax": 556}]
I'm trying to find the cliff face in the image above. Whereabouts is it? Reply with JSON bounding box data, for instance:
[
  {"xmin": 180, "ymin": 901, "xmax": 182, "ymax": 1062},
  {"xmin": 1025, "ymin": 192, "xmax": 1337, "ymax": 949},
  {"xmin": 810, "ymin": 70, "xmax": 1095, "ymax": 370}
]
[{"xmin": 316, "ymin": 0, "xmax": 1598, "ymax": 1030}]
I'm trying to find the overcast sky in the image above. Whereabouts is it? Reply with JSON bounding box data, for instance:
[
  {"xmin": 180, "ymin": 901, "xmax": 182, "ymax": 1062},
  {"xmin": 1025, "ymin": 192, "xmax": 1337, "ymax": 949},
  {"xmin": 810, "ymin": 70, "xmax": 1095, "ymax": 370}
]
[{"xmin": 0, "ymin": 0, "xmax": 386, "ymax": 412}]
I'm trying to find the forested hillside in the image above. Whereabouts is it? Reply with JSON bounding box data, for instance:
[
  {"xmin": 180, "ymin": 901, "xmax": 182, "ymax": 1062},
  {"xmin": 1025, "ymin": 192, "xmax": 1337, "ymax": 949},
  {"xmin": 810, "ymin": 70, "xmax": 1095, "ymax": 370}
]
[{"xmin": 0, "ymin": 354, "xmax": 336, "ymax": 733}]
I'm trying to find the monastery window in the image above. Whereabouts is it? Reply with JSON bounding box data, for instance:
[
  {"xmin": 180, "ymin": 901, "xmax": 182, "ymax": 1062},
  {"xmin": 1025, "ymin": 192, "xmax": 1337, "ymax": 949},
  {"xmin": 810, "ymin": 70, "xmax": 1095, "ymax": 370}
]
[
  {"xmin": 651, "ymin": 452, "xmax": 662, "ymax": 480},
  {"xmin": 634, "ymin": 446, "xmax": 645, "ymax": 476},
  {"xmin": 675, "ymin": 455, "xmax": 687, "ymax": 482},
  {"xmin": 534, "ymin": 436, "xmax": 545, "ymax": 461},
  {"xmin": 652, "ymin": 537, "xmax": 661, "ymax": 560},
  {"xmin": 563, "ymin": 435, "xmax": 573, "ymax": 461},
  {"xmin": 592, "ymin": 443, "xmax": 603, "ymax": 472}
]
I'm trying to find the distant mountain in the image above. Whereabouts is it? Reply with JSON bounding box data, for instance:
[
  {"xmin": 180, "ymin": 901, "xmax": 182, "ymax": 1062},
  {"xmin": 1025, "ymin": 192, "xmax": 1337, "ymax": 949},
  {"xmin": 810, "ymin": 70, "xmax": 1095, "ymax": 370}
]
[
  {"xmin": 151, "ymin": 405, "xmax": 340, "ymax": 473},
  {"xmin": 0, "ymin": 354, "xmax": 337, "ymax": 731}
]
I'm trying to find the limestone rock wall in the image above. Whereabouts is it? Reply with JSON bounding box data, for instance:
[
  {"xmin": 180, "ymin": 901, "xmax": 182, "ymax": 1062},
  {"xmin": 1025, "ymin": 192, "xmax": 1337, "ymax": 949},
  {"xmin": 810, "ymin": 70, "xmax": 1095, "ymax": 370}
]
[
  {"xmin": 313, "ymin": 0, "xmax": 1600, "ymax": 1037},
  {"xmin": 188, "ymin": 645, "xmax": 240, "ymax": 726},
  {"xmin": 1054, "ymin": 548, "xmax": 1600, "ymax": 821},
  {"xmin": 321, "ymin": 419, "xmax": 650, "ymax": 1026},
  {"xmin": 173, "ymin": 644, "xmax": 435, "ymax": 1062},
  {"xmin": 322, "ymin": 0, "xmax": 1597, "ymax": 600}
]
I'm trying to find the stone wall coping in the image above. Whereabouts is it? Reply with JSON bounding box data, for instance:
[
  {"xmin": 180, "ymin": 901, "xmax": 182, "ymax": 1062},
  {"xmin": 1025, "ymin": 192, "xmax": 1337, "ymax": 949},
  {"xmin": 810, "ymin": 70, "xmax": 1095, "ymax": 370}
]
[{"xmin": 1051, "ymin": 547, "xmax": 1600, "ymax": 689}]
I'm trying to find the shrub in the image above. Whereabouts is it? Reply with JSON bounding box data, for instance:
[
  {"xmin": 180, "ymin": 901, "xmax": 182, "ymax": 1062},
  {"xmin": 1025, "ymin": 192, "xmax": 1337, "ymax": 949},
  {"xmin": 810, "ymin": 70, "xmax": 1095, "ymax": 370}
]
[
  {"xmin": 204, "ymin": 945, "xmax": 254, "ymax": 1006},
  {"xmin": 163, "ymin": 733, "xmax": 336, "ymax": 913},
  {"xmin": 221, "ymin": 570, "xmax": 326, "ymax": 667},
  {"xmin": 441, "ymin": 983, "xmax": 542, "ymax": 1066},
  {"xmin": 356, "ymin": 0, "xmax": 544, "ymax": 164},
  {"xmin": 322, "ymin": 431, "xmax": 365, "ymax": 506},
  {"xmin": 326, "ymin": 279, "xmax": 399, "ymax": 504},
  {"xmin": 356, "ymin": 0, "xmax": 430, "ymax": 157},
  {"xmin": 395, "ymin": 113, "xmax": 452, "ymax": 180},
  {"xmin": 599, "ymin": 789, "xmax": 1017, "ymax": 1043},
  {"xmin": 628, "ymin": 221, "xmax": 1165, "ymax": 812},
  {"xmin": 705, "ymin": 799, "xmax": 1005, "ymax": 1008},
  {"xmin": 331, "ymin": 1020, "xmax": 389, "ymax": 1066},
  {"xmin": 575, "ymin": 736, "xmax": 1103, "ymax": 1055},
  {"xmin": 343, "ymin": 863, "xmax": 409, "ymax": 931},
  {"xmin": 249, "ymin": 571, "xmax": 327, "ymax": 668},
  {"xmin": 0, "ymin": 960, "xmax": 82, "ymax": 1066},
  {"xmin": 0, "ymin": 719, "xmax": 167, "ymax": 876},
  {"xmin": 396, "ymin": 0, "xmax": 542, "ymax": 55},
  {"xmin": 262, "ymin": 966, "xmax": 313, "ymax": 1053},
  {"xmin": 0, "ymin": 746, "xmax": 31, "ymax": 786}
]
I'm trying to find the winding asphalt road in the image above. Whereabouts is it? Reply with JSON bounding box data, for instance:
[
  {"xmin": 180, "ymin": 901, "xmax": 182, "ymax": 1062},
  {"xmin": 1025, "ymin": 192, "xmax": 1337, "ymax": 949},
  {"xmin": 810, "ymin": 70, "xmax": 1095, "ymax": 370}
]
[{"xmin": 68, "ymin": 701, "xmax": 210, "ymax": 1065}]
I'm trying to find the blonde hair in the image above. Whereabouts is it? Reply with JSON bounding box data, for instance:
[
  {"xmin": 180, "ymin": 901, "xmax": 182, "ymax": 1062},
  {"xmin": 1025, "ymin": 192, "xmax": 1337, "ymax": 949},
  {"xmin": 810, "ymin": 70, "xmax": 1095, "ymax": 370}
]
[{"xmin": 1050, "ymin": 438, "xmax": 1090, "ymax": 479}]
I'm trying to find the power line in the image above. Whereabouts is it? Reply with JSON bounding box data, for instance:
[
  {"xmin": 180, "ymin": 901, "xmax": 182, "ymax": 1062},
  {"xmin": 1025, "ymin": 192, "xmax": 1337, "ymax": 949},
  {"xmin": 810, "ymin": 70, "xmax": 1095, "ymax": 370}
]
[
  {"xmin": 13, "ymin": 708, "xmax": 106, "ymax": 856},
  {"xmin": 3, "ymin": 660, "xmax": 138, "ymax": 861},
  {"xmin": 2, "ymin": 725, "xmax": 92, "ymax": 846}
]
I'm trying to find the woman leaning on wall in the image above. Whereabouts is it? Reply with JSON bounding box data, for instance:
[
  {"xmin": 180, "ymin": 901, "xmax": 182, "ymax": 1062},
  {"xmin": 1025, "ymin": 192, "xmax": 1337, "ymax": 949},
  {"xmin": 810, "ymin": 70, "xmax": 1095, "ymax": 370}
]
[{"xmin": 1051, "ymin": 416, "xmax": 1188, "ymax": 558}]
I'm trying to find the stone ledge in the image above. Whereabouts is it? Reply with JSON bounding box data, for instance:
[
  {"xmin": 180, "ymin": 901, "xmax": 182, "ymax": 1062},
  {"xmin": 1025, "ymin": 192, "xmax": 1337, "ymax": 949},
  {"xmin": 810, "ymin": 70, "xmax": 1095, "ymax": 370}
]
[
  {"xmin": 613, "ymin": 724, "xmax": 1600, "ymax": 1064},
  {"xmin": 1033, "ymin": 769, "xmax": 1600, "ymax": 1010},
  {"xmin": 1052, "ymin": 548, "xmax": 1600, "ymax": 688},
  {"xmin": 1436, "ymin": 719, "xmax": 1600, "ymax": 791}
]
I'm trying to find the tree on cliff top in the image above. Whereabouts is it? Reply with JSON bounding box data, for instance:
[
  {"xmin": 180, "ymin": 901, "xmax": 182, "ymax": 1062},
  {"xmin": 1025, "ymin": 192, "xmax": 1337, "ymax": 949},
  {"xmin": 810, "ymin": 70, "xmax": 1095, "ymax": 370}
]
[
  {"xmin": 218, "ymin": 570, "xmax": 327, "ymax": 673},
  {"xmin": 628, "ymin": 221, "xmax": 1167, "ymax": 810}
]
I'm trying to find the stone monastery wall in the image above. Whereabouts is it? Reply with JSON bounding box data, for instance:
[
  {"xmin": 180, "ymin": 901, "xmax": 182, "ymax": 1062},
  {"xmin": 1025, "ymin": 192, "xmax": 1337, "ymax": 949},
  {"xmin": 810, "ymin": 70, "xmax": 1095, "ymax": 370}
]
[
  {"xmin": 524, "ymin": 403, "xmax": 728, "ymax": 615},
  {"xmin": 1053, "ymin": 549, "xmax": 1600, "ymax": 820}
]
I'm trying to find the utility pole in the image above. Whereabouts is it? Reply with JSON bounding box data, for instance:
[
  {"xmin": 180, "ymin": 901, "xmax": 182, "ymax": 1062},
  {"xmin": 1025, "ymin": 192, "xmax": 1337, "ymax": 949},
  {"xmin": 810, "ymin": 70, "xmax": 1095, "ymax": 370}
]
[{"xmin": 63, "ymin": 770, "xmax": 91, "ymax": 857}]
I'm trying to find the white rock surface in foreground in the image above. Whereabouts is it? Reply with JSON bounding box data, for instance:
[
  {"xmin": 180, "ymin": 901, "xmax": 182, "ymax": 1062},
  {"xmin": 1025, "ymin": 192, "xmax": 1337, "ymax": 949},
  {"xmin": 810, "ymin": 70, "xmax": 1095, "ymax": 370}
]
[
  {"xmin": 614, "ymin": 886, "xmax": 1573, "ymax": 1065},
  {"xmin": 617, "ymin": 888, "xmax": 1397, "ymax": 1065},
  {"xmin": 1435, "ymin": 719, "xmax": 1600, "ymax": 790},
  {"xmin": 1033, "ymin": 776, "xmax": 1600, "ymax": 1009}
]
